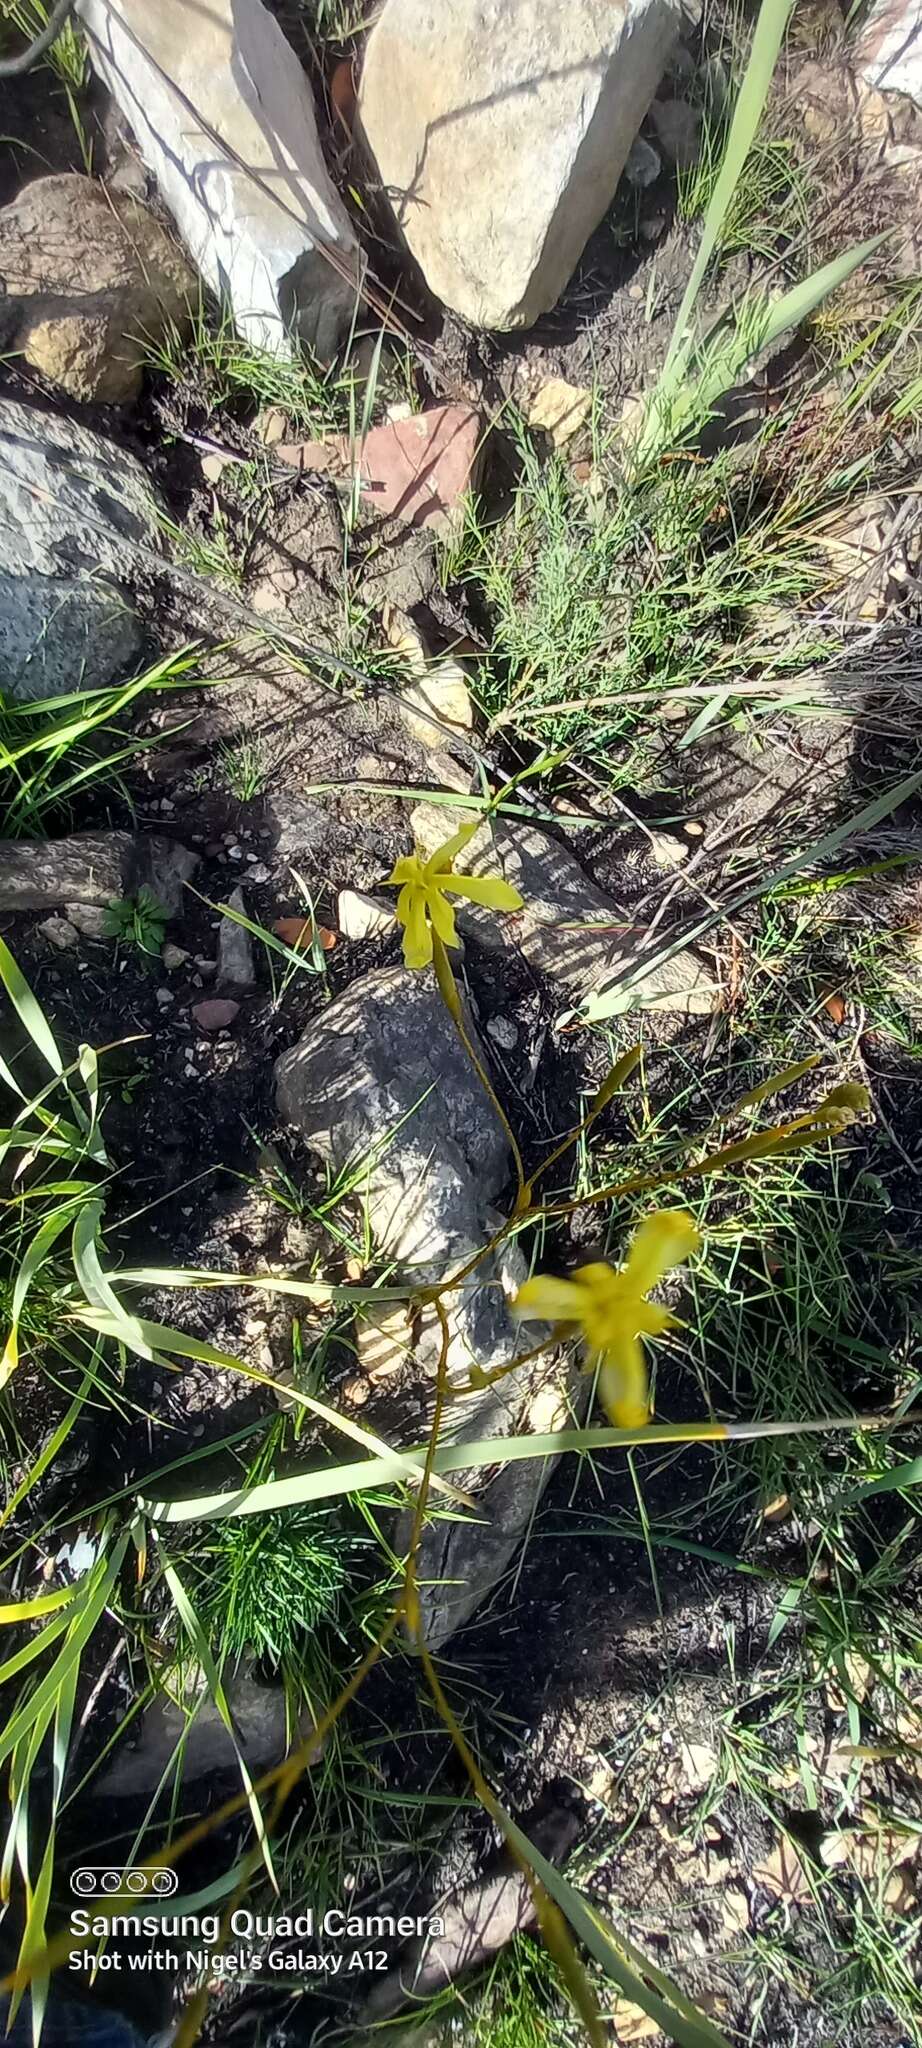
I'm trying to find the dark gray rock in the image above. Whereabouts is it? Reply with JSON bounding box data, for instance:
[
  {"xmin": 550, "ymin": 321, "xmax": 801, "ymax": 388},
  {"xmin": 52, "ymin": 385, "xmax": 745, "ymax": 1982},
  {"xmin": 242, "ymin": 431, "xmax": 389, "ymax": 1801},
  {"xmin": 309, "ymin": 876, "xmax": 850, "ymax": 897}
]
[
  {"xmin": 0, "ymin": 396, "xmax": 163, "ymax": 699},
  {"xmin": 94, "ymin": 1667, "xmax": 318, "ymax": 1799},
  {"xmin": 217, "ymin": 886, "xmax": 256, "ymax": 989},
  {"xmin": 0, "ymin": 831, "xmax": 197, "ymax": 915}
]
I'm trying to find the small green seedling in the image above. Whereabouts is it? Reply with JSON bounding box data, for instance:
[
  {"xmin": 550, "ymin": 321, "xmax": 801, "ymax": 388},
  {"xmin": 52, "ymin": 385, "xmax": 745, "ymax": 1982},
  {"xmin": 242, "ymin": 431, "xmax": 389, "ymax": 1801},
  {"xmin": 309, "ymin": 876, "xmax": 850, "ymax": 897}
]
[{"xmin": 103, "ymin": 885, "xmax": 169, "ymax": 959}]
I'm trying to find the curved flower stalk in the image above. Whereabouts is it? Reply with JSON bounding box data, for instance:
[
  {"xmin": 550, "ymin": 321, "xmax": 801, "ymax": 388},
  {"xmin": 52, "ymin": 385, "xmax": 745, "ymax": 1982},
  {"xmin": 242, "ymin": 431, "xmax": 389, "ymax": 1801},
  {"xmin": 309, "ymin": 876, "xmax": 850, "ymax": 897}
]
[
  {"xmin": 514, "ymin": 1209, "xmax": 700, "ymax": 1428},
  {"xmin": 385, "ymin": 822, "xmax": 523, "ymax": 970}
]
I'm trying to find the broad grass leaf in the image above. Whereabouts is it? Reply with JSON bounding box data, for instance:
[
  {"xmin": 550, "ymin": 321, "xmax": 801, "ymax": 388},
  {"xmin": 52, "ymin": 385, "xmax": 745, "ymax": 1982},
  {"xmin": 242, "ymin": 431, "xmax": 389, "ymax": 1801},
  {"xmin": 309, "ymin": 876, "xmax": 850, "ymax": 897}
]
[
  {"xmin": 162, "ymin": 1563, "xmax": 277, "ymax": 1889},
  {"xmin": 0, "ymin": 937, "xmax": 64, "ymax": 1079},
  {"xmin": 499, "ymin": 1809, "xmax": 734, "ymax": 2048},
  {"xmin": 74, "ymin": 1308, "xmax": 470, "ymax": 1506},
  {"xmin": 0, "ymin": 1532, "xmax": 130, "ymax": 1770},
  {"xmin": 1, "ymin": 1204, "xmax": 78, "ymax": 1390}
]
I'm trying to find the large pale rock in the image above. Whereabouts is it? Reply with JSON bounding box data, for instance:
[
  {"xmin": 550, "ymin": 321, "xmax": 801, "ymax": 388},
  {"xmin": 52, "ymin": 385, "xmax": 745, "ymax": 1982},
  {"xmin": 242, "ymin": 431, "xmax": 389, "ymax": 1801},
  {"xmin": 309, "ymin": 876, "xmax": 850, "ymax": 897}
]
[
  {"xmin": 0, "ymin": 398, "xmax": 162, "ymax": 698},
  {"xmin": 276, "ymin": 966, "xmax": 572, "ymax": 1648},
  {"xmin": 78, "ymin": 0, "xmax": 364, "ymax": 359},
  {"xmin": 0, "ymin": 175, "xmax": 195, "ymax": 404},
  {"xmin": 358, "ymin": 0, "xmax": 679, "ymax": 329},
  {"xmin": 856, "ymin": 0, "xmax": 922, "ymax": 102}
]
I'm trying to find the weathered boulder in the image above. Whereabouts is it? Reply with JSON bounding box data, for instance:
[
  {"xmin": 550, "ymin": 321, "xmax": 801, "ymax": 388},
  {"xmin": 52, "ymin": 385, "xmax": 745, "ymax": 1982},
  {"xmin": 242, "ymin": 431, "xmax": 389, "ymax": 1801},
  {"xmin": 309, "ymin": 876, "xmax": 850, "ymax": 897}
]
[
  {"xmin": 276, "ymin": 966, "xmax": 572, "ymax": 1648},
  {"xmin": 0, "ymin": 832, "xmax": 197, "ymax": 914},
  {"xmin": 855, "ymin": 0, "xmax": 922, "ymax": 103},
  {"xmin": 78, "ymin": 0, "xmax": 364, "ymax": 358},
  {"xmin": 410, "ymin": 805, "xmax": 717, "ymax": 1014},
  {"xmin": 358, "ymin": 0, "xmax": 679, "ymax": 329},
  {"xmin": 0, "ymin": 397, "xmax": 162, "ymax": 699},
  {"xmin": 0, "ymin": 175, "xmax": 195, "ymax": 404}
]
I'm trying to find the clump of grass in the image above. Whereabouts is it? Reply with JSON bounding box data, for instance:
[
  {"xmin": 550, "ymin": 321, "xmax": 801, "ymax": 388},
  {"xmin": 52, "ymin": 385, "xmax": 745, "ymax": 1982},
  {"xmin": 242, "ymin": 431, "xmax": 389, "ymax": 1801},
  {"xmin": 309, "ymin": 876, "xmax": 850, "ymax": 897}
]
[
  {"xmin": 458, "ymin": 422, "xmax": 835, "ymax": 780},
  {"xmin": 188, "ymin": 1503, "xmax": 351, "ymax": 1671},
  {"xmin": 0, "ymin": 0, "xmax": 91, "ymax": 169},
  {"xmin": 413, "ymin": 1934, "xmax": 573, "ymax": 2048},
  {"xmin": 741, "ymin": 887, "xmax": 922, "ymax": 1063},
  {"xmin": 219, "ymin": 735, "xmax": 267, "ymax": 802},
  {"xmin": 161, "ymin": 455, "xmax": 282, "ymax": 589},
  {"xmin": 0, "ymin": 649, "xmax": 201, "ymax": 839},
  {"xmin": 296, "ymin": 0, "xmax": 373, "ymax": 40},
  {"xmin": 679, "ymin": 133, "xmax": 810, "ymax": 264},
  {"xmin": 0, "ymin": 0, "xmax": 86, "ymax": 87},
  {"xmin": 146, "ymin": 297, "xmax": 361, "ymax": 438}
]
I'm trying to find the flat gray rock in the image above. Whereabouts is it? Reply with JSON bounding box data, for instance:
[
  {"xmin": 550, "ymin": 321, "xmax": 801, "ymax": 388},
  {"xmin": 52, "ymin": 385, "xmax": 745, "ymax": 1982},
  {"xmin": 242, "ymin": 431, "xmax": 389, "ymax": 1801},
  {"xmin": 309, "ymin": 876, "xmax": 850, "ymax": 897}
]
[
  {"xmin": 0, "ymin": 831, "xmax": 197, "ymax": 915},
  {"xmin": 358, "ymin": 0, "xmax": 679, "ymax": 329},
  {"xmin": 0, "ymin": 397, "xmax": 162, "ymax": 699},
  {"xmin": 275, "ymin": 965, "xmax": 571, "ymax": 1648}
]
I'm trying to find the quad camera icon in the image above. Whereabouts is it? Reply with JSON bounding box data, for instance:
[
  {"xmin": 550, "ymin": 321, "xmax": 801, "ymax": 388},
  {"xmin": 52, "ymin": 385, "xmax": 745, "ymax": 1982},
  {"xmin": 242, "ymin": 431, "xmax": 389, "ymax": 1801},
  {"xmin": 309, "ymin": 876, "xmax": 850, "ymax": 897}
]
[{"xmin": 70, "ymin": 1867, "xmax": 178, "ymax": 1898}]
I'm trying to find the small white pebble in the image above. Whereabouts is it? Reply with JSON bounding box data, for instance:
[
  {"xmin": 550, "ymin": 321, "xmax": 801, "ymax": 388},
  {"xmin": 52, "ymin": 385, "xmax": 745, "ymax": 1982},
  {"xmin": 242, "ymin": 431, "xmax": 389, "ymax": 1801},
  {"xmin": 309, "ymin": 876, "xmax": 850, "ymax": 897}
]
[{"xmin": 486, "ymin": 1015, "xmax": 517, "ymax": 1051}]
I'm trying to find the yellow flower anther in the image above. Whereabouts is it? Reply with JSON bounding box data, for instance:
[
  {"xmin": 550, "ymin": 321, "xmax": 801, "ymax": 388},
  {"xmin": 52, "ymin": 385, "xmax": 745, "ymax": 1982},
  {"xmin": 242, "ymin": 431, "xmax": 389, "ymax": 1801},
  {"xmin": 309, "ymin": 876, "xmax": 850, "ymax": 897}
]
[
  {"xmin": 384, "ymin": 822, "xmax": 523, "ymax": 971},
  {"xmin": 512, "ymin": 1209, "xmax": 700, "ymax": 1430}
]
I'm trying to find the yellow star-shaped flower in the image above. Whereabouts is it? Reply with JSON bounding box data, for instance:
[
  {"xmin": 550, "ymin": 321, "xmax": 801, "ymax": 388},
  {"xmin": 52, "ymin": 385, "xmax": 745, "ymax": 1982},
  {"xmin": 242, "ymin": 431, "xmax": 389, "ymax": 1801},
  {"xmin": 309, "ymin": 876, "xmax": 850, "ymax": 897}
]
[
  {"xmin": 513, "ymin": 1209, "xmax": 700, "ymax": 1428},
  {"xmin": 385, "ymin": 823, "xmax": 523, "ymax": 971}
]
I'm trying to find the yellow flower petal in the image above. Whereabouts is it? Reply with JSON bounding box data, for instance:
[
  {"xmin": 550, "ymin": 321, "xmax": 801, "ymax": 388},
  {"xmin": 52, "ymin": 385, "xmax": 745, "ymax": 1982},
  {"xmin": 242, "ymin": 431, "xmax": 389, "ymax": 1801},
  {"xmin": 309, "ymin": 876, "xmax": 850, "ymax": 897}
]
[
  {"xmin": 443, "ymin": 873, "xmax": 524, "ymax": 911},
  {"xmin": 427, "ymin": 884, "xmax": 459, "ymax": 950},
  {"xmin": 571, "ymin": 1261, "xmax": 619, "ymax": 1296},
  {"xmin": 635, "ymin": 1301, "xmax": 675, "ymax": 1339},
  {"xmin": 401, "ymin": 888, "xmax": 432, "ymax": 970},
  {"xmin": 596, "ymin": 1337, "xmax": 650, "ymax": 1430},
  {"xmin": 426, "ymin": 822, "xmax": 480, "ymax": 874},
  {"xmin": 513, "ymin": 1274, "xmax": 587, "ymax": 1325},
  {"xmin": 386, "ymin": 853, "xmax": 424, "ymax": 888},
  {"xmin": 623, "ymin": 1209, "xmax": 699, "ymax": 1294},
  {"xmin": 569, "ymin": 1262, "xmax": 623, "ymax": 1352}
]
